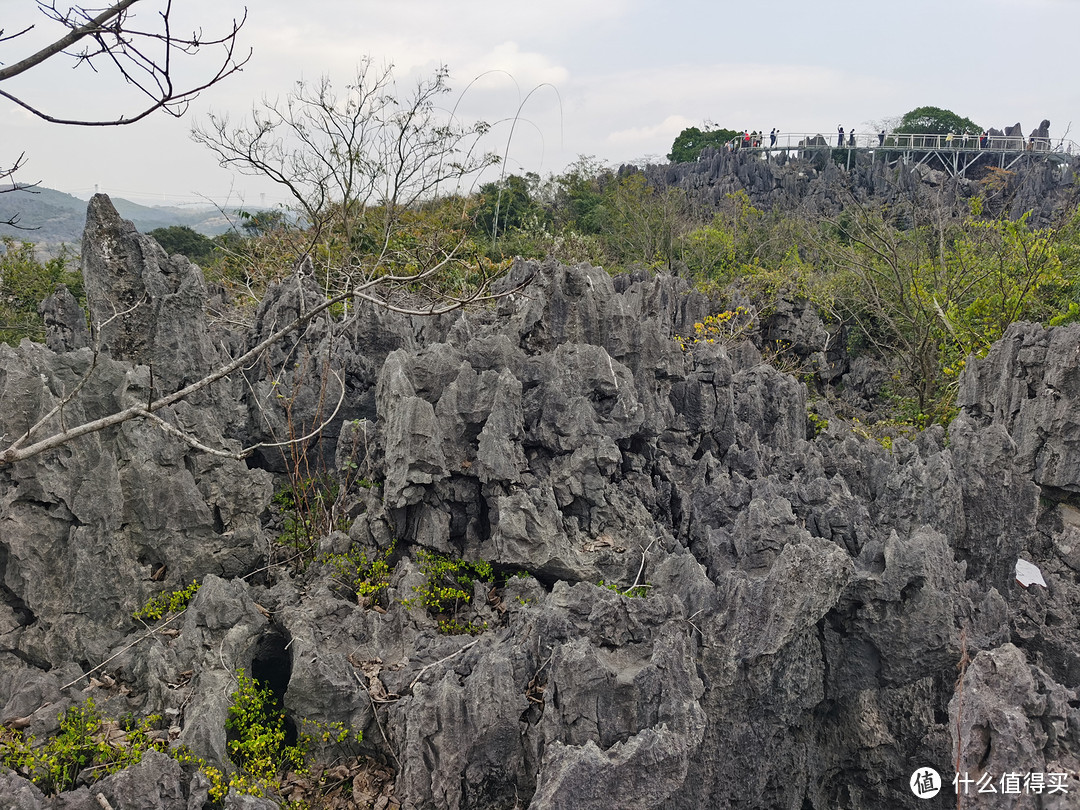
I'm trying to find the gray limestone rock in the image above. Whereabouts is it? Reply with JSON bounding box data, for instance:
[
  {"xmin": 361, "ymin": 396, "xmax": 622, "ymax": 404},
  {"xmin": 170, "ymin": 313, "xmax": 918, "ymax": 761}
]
[
  {"xmin": 81, "ymin": 194, "xmax": 220, "ymax": 391},
  {"xmin": 38, "ymin": 286, "xmax": 89, "ymax": 353},
  {"xmin": 959, "ymin": 322, "xmax": 1080, "ymax": 496},
  {"xmin": 5, "ymin": 199, "xmax": 1080, "ymax": 809}
]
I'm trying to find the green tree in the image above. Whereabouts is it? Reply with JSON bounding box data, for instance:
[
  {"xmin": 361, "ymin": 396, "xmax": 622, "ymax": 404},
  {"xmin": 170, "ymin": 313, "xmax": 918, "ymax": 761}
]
[
  {"xmin": 820, "ymin": 192, "xmax": 1079, "ymax": 423},
  {"xmin": 0, "ymin": 239, "xmax": 82, "ymax": 346},
  {"xmin": 237, "ymin": 210, "xmax": 287, "ymax": 237},
  {"xmin": 147, "ymin": 225, "xmax": 217, "ymax": 265},
  {"xmin": 602, "ymin": 172, "xmax": 688, "ymax": 269},
  {"xmin": 894, "ymin": 106, "xmax": 981, "ymax": 136},
  {"xmin": 668, "ymin": 126, "xmax": 740, "ymax": 163},
  {"xmin": 474, "ymin": 174, "xmax": 541, "ymax": 242},
  {"xmin": 550, "ymin": 155, "xmax": 612, "ymax": 234}
]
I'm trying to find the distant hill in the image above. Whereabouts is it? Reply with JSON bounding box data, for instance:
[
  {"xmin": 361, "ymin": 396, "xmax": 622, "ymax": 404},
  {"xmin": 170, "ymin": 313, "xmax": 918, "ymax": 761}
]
[{"xmin": 0, "ymin": 187, "xmax": 235, "ymax": 250}]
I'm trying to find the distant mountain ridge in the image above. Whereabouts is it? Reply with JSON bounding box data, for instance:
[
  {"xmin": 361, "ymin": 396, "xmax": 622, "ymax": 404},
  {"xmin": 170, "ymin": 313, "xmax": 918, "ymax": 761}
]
[{"xmin": 0, "ymin": 186, "xmax": 235, "ymax": 248}]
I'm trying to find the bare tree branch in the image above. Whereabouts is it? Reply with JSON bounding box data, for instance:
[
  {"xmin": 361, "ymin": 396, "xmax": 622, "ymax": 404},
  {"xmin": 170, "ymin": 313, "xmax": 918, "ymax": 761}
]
[
  {"xmin": 0, "ymin": 262, "xmax": 531, "ymax": 466},
  {"xmin": 0, "ymin": 1, "xmax": 142, "ymax": 82},
  {"xmin": 2, "ymin": 1, "xmax": 249, "ymax": 196}
]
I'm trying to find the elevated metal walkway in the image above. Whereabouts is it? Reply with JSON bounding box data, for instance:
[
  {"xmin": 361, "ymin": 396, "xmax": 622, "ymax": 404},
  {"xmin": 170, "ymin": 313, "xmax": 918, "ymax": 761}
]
[{"xmin": 727, "ymin": 132, "xmax": 1079, "ymax": 178}]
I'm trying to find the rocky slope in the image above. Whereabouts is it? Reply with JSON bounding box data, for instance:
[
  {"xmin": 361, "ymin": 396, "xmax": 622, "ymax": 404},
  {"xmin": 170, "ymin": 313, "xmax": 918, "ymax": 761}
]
[
  {"xmin": 0, "ymin": 195, "xmax": 1079, "ymax": 808},
  {"xmin": 642, "ymin": 146, "xmax": 1079, "ymax": 226}
]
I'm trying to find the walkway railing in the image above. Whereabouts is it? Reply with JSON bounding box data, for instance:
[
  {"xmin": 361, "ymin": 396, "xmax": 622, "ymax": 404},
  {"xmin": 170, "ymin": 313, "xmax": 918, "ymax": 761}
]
[{"xmin": 727, "ymin": 131, "xmax": 1079, "ymax": 155}]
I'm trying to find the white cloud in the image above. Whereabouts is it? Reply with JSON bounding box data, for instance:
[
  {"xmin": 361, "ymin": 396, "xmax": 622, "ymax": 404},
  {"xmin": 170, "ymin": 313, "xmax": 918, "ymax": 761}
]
[
  {"xmin": 458, "ymin": 42, "xmax": 570, "ymax": 90},
  {"xmin": 7, "ymin": 0, "xmax": 1080, "ymax": 200},
  {"xmin": 561, "ymin": 63, "xmax": 905, "ymax": 165},
  {"xmin": 607, "ymin": 115, "xmax": 697, "ymax": 147}
]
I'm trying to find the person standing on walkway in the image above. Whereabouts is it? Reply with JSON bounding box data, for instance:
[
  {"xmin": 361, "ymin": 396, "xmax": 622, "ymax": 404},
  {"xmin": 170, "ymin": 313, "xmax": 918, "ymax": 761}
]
[
  {"xmin": 878, "ymin": 130, "xmax": 886, "ymax": 146},
  {"xmin": 770, "ymin": 128, "xmax": 778, "ymax": 147},
  {"xmin": 838, "ymin": 125, "xmax": 845, "ymax": 147},
  {"xmin": 848, "ymin": 130, "xmax": 855, "ymax": 147}
]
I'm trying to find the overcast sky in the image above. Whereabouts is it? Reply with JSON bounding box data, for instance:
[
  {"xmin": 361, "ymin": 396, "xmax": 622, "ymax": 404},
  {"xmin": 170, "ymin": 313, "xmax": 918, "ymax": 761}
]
[{"xmin": 4, "ymin": 0, "xmax": 1080, "ymax": 208}]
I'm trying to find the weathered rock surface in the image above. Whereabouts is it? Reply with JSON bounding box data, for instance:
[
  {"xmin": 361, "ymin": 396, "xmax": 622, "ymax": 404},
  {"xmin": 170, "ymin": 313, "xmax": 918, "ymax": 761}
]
[
  {"xmin": 0, "ymin": 198, "xmax": 1078, "ymax": 808},
  {"xmin": 645, "ymin": 141, "xmax": 1078, "ymax": 227}
]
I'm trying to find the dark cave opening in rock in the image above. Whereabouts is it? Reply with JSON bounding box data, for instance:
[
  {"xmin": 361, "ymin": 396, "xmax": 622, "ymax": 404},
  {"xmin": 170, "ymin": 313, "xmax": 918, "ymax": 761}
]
[{"xmin": 250, "ymin": 629, "xmax": 297, "ymax": 746}]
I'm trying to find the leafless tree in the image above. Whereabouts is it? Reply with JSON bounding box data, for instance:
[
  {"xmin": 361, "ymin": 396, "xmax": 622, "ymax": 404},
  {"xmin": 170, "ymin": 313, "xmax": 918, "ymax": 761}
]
[
  {"xmin": 192, "ymin": 59, "xmax": 500, "ymax": 302},
  {"xmin": 0, "ymin": 57, "xmax": 530, "ymax": 468},
  {"xmin": 0, "ymin": 0, "xmax": 250, "ymax": 223}
]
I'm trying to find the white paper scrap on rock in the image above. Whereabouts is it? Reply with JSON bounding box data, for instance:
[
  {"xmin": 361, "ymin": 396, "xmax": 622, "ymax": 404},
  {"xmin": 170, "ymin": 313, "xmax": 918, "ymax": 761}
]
[{"xmin": 1015, "ymin": 558, "xmax": 1047, "ymax": 588}]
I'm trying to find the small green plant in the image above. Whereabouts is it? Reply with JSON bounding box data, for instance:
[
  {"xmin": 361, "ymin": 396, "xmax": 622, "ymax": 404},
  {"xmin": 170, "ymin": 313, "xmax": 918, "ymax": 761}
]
[
  {"xmin": 849, "ymin": 417, "xmax": 907, "ymax": 450},
  {"xmin": 133, "ymin": 579, "xmax": 200, "ymax": 622},
  {"xmin": 597, "ymin": 580, "xmax": 650, "ymax": 598},
  {"xmin": 406, "ymin": 551, "xmax": 493, "ymax": 635},
  {"xmin": 225, "ymin": 672, "xmax": 308, "ymax": 795},
  {"xmin": 0, "ymin": 698, "xmax": 166, "ymax": 794},
  {"xmin": 172, "ymin": 747, "xmax": 230, "ymax": 804},
  {"xmin": 273, "ymin": 475, "xmax": 343, "ymax": 564},
  {"xmin": 173, "ymin": 689, "xmax": 364, "ymax": 805},
  {"xmin": 322, "ymin": 540, "xmax": 396, "ymax": 608},
  {"xmin": 807, "ymin": 411, "xmax": 830, "ymax": 438}
]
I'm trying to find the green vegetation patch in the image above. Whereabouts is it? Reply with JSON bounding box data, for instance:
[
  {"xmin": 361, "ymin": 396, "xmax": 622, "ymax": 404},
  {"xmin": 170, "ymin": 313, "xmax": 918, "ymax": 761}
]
[
  {"xmin": 0, "ymin": 697, "xmax": 166, "ymax": 795},
  {"xmin": 133, "ymin": 579, "xmax": 200, "ymax": 622},
  {"xmin": 406, "ymin": 551, "xmax": 493, "ymax": 635}
]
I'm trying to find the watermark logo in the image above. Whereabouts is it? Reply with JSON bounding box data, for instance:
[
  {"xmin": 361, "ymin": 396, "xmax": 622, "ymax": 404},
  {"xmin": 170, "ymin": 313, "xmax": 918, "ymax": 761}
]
[{"xmin": 910, "ymin": 768, "xmax": 942, "ymax": 799}]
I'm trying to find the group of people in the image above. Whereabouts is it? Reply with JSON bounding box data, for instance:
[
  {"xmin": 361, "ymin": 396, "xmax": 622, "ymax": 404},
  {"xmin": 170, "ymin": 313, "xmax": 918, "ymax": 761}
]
[
  {"xmin": 728, "ymin": 128, "xmax": 780, "ymax": 151},
  {"xmin": 838, "ymin": 127, "xmax": 893, "ymax": 147},
  {"xmin": 839, "ymin": 127, "xmax": 1009, "ymax": 150},
  {"xmin": 727, "ymin": 125, "xmax": 1048, "ymax": 153}
]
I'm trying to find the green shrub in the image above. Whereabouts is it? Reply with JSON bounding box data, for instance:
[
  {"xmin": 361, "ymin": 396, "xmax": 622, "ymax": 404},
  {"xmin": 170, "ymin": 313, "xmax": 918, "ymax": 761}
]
[
  {"xmin": 807, "ymin": 411, "xmax": 829, "ymax": 438},
  {"xmin": 406, "ymin": 551, "xmax": 493, "ymax": 635},
  {"xmin": 272, "ymin": 475, "xmax": 344, "ymax": 566},
  {"xmin": 674, "ymin": 306, "xmax": 755, "ymax": 353},
  {"xmin": 0, "ymin": 698, "xmax": 165, "ymax": 794},
  {"xmin": 0, "ymin": 238, "xmax": 83, "ymax": 346},
  {"xmin": 133, "ymin": 579, "xmax": 200, "ymax": 622},
  {"xmin": 224, "ymin": 672, "xmax": 307, "ymax": 795},
  {"xmin": 322, "ymin": 540, "xmax": 396, "ymax": 609},
  {"xmin": 171, "ymin": 676, "xmax": 363, "ymax": 806}
]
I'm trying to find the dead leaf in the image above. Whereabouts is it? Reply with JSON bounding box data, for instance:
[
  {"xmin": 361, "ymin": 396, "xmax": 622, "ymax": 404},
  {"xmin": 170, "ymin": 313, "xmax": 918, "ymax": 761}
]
[
  {"xmin": 582, "ymin": 533, "xmax": 616, "ymax": 553},
  {"xmin": 82, "ymin": 677, "xmax": 103, "ymax": 692}
]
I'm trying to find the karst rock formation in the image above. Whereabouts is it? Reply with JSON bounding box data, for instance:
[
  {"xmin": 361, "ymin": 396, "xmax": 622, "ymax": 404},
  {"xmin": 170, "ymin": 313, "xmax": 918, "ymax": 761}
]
[{"xmin": 1, "ymin": 194, "xmax": 1079, "ymax": 808}]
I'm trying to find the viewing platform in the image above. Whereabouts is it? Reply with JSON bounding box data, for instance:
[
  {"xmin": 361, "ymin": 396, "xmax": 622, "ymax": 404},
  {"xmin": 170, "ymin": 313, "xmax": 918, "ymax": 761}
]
[{"xmin": 726, "ymin": 131, "xmax": 1079, "ymax": 179}]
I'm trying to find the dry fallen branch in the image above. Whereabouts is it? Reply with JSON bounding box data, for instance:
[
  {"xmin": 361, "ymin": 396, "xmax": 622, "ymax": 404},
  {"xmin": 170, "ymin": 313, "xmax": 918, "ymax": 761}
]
[
  {"xmin": 60, "ymin": 608, "xmax": 188, "ymax": 691},
  {"xmin": 408, "ymin": 638, "xmax": 480, "ymax": 693}
]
